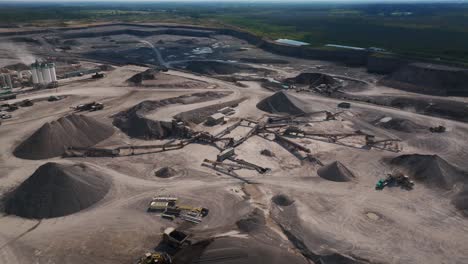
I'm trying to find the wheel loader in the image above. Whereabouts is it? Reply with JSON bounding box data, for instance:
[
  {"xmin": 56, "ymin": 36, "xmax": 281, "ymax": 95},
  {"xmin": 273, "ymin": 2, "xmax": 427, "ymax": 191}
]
[{"xmin": 137, "ymin": 252, "xmax": 172, "ymax": 264}]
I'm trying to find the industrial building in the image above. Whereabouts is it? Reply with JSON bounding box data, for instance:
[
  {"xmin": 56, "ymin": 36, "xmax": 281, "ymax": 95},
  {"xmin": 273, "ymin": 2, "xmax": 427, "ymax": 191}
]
[{"xmin": 31, "ymin": 61, "xmax": 58, "ymax": 88}]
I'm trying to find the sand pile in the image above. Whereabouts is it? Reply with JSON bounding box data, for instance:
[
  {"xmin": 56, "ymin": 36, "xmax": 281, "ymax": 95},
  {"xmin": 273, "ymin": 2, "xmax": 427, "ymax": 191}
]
[
  {"xmin": 391, "ymin": 154, "xmax": 465, "ymax": 189},
  {"xmin": 376, "ymin": 117, "xmax": 427, "ymax": 133},
  {"xmin": 14, "ymin": 114, "xmax": 114, "ymax": 160},
  {"xmin": 256, "ymin": 91, "xmax": 307, "ymax": 115},
  {"xmin": 5, "ymin": 162, "xmax": 111, "ymax": 219},
  {"xmin": 260, "ymin": 149, "xmax": 275, "ymax": 157},
  {"xmin": 272, "ymin": 194, "xmax": 294, "ymax": 206},
  {"xmin": 114, "ymin": 92, "xmax": 228, "ymax": 139},
  {"xmin": 285, "ymin": 72, "xmax": 338, "ymax": 87},
  {"xmin": 127, "ymin": 69, "xmax": 157, "ymax": 85},
  {"xmin": 236, "ymin": 208, "xmax": 266, "ymax": 233},
  {"xmin": 317, "ymin": 161, "xmax": 355, "ymax": 182},
  {"xmin": 154, "ymin": 167, "xmax": 177, "ymax": 178}
]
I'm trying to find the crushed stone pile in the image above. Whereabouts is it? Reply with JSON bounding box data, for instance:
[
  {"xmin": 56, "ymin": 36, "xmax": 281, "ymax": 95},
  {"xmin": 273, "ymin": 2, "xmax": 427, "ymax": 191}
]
[
  {"xmin": 376, "ymin": 117, "xmax": 427, "ymax": 133},
  {"xmin": 236, "ymin": 208, "xmax": 266, "ymax": 233},
  {"xmin": 154, "ymin": 167, "xmax": 177, "ymax": 178},
  {"xmin": 5, "ymin": 162, "xmax": 111, "ymax": 219},
  {"xmin": 452, "ymin": 187, "xmax": 468, "ymax": 214},
  {"xmin": 113, "ymin": 92, "xmax": 228, "ymax": 139},
  {"xmin": 391, "ymin": 154, "xmax": 466, "ymax": 189},
  {"xmin": 127, "ymin": 69, "xmax": 157, "ymax": 85},
  {"xmin": 14, "ymin": 114, "xmax": 114, "ymax": 160},
  {"xmin": 272, "ymin": 194, "xmax": 294, "ymax": 206},
  {"xmin": 285, "ymin": 72, "xmax": 338, "ymax": 87},
  {"xmin": 317, "ymin": 161, "xmax": 356, "ymax": 182},
  {"xmin": 256, "ymin": 91, "xmax": 307, "ymax": 115},
  {"xmin": 260, "ymin": 149, "xmax": 275, "ymax": 157}
]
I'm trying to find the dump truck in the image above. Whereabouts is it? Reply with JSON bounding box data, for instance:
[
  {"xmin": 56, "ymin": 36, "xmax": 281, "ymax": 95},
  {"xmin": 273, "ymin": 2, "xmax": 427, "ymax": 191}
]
[
  {"xmin": 72, "ymin": 102, "xmax": 104, "ymax": 112},
  {"xmin": 137, "ymin": 252, "xmax": 172, "ymax": 264},
  {"xmin": 19, "ymin": 99, "xmax": 33, "ymax": 107},
  {"xmin": 92, "ymin": 72, "xmax": 105, "ymax": 79},
  {"xmin": 430, "ymin": 126, "xmax": 446, "ymax": 133},
  {"xmin": 163, "ymin": 227, "xmax": 191, "ymax": 248}
]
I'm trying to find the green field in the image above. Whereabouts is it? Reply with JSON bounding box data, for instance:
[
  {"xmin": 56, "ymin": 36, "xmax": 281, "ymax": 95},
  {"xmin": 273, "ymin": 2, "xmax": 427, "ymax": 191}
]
[{"xmin": 1, "ymin": 2, "xmax": 468, "ymax": 64}]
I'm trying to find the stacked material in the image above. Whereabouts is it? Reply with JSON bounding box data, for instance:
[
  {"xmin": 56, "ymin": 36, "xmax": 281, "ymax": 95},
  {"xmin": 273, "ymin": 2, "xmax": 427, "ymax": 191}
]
[
  {"xmin": 14, "ymin": 114, "xmax": 114, "ymax": 160},
  {"xmin": 5, "ymin": 162, "xmax": 111, "ymax": 219},
  {"xmin": 317, "ymin": 161, "xmax": 356, "ymax": 182}
]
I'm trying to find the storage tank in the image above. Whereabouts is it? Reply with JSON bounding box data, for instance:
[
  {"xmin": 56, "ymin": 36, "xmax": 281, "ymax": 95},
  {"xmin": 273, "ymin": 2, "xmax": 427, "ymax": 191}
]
[
  {"xmin": 43, "ymin": 64, "xmax": 52, "ymax": 84},
  {"xmin": 49, "ymin": 63, "xmax": 57, "ymax": 82},
  {"xmin": 0, "ymin": 74, "xmax": 5, "ymax": 88},
  {"xmin": 37, "ymin": 65, "xmax": 44, "ymax": 84},
  {"xmin": 31, "ymin": 65, "xmax": 39, "ymax": 84},
  {"xmin": 6, "ymin": 74, "xmax": 12, "ymax": 88}
]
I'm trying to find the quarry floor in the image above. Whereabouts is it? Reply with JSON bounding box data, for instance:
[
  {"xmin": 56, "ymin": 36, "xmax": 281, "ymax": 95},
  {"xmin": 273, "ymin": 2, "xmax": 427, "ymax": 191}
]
[{"xmin": 0, "ymin": 23, "xmax": 468, "ymax": 264}]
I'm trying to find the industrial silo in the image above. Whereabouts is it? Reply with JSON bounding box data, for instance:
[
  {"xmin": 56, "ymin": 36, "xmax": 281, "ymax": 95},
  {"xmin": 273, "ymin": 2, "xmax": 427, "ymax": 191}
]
[
  {"xmin": 43, "ymin": 64, "xmax": 52, "ymax": 84},
  {"xmin": 31, "ymin": 63, "xmax": 39, "ymax": 84},
  {"xmin": 49, "ymin": 63, "xmax": 57, "ymax": 82}
]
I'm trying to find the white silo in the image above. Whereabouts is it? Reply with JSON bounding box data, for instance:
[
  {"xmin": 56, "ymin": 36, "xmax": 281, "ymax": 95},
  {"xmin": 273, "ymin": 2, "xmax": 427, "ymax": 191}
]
[
  {"xmin": 37, "ymin": 65, "xmax": 44, "ymax": 84},
  {"xmin": 31, "ymin": 64, "xmax": 39, "ymax": 84},
  {"xmin": 43, "ymin": 64, "xmax": 52, "ymax": 84},
  {"xmin": 0, "ymin": 74, "xmax": 5, "ymax": 88},
  {"xmin": 6, "ymin": 74, "xmax": 12, "ymax": 88},
  {"xmin": 49, "ymin": 63, "xmax": 57, "ymax": 82}
]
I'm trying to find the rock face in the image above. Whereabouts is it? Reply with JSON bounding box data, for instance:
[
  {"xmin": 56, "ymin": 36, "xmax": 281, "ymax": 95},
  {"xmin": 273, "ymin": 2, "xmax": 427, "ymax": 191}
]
[
  {"xmin": 256, "ymin": 91, "xmax": 307, "ymax": 115},
  {"xmin": 5, "ymin": 162, "xmax": 111, "ymax": 219},
  {"xmin": 179, "ymin": 60, "xmax": 272, "ymax": 76},
  {"xmin": 391, "ymin": 154, "xmax": 466, "ymax": 189},
  {"xmin": 366, "ymin": 55, "xmax": 406, "ymax": 74},
  {"xmin": 317, "ymin": 161, "xmax": 356, "ymax": 182},
  {"xmin": 13, "ymin": 114, "xmax": 114, "ymax": 160},
  {"xmin": 380, "ymin": 63, "xmax": 468, "ymax": 96}
]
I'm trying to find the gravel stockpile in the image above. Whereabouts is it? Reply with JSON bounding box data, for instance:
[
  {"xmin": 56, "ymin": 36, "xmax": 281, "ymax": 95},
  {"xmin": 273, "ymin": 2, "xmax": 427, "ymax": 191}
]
[
  {"xmin": 5, "ymin": 162, "xmax": 111, "ymax": 219},
  {"xmin": 391, "ymin": 154, "xmax": 466, "ymax": 189},
  {"xmin": 113, "ymin": 92, "xmax": 229, "ymax": 139},
  {"xmin": 256, "ymin": 91, "xmax": 306, "ymax": 115},
  {"xmin": 317, "ymin": 161, "xmax": 356, "ymax": 182},
  {"xmin": 272, "ymin": 194, "xmax": 294, "ymax": 206},
  {"xmin": 154, "ymin": 167, "xmax": 177, "ymax": 178},
  {"xmin": 13, "ymin": 114, "xmax": 114, "ymax": 160},
  {"xmin": 285, "ymin": 72, "xmax": 339, "ymax": 87},
  {"xmin": 376, "ymin": 117, "xmax": 427, "ymax": 133}
]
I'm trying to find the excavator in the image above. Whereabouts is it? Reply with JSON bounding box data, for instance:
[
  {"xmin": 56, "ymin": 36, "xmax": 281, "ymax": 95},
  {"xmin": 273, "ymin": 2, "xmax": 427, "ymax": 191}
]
[{"xmin": 376, "ymin": 172, "xmax": 414, "ymax": 190}]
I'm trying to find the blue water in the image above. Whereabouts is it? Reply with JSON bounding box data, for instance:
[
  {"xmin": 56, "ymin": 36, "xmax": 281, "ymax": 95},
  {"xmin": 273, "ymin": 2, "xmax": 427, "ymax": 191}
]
[{"xmin": 275, "ymin": 39, "xmax": 309, "ymax": 46}]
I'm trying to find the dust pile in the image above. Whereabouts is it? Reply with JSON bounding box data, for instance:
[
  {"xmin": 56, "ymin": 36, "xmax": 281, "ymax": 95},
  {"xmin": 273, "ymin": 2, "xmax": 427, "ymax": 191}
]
[
  {"xmin": 126, "ymin": 69, "xmax": 157, "ymax": 85},
  {"xmin": 272, "ymin": 194, "xmax": 294, "ymax": 206},
  {"xmin": 391, "ymin": 154, "xmax": 466, "ymax": 189},
  {"xmin": 154, "ymin": 167, "xmax": 177, "ymax": 178},
  {"xmin": 113, "ymin": 92, "xmax": 229, "ymax": 139},
  {"xmin": 375, "ymin": 117, "xmax": 427, "ymax": 133},
  {"xmin": 452, "ymin": 187, "xmax": 468, "ymax": 214},
  {"xmin": 236, "ymin": 208, "xmax": 266, "ymax": 233},
  {"xmin": 317, "ymin": 161, "xmax": 355, "ymax": 182},
  {"xmin": 5, "ymin": 162, "xmax": 111, "ymax": 219},
  {"xmin": 256, "ymin": 91, "xmax": 307, "ymax": 115},
  {"xmin": 14, "ymin": 114, "xmax": 114, "ymax": 160},
  {"xmin": 285, "ymin": 72, "xmax": 338, "ymax": 87}
]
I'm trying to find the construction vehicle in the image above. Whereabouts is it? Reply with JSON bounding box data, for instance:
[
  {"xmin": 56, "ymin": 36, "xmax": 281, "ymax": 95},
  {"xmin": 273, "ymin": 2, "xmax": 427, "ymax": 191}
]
[
  {"xmin": 137, "ymin": 252, "xmax": 172, "ymax": 264},
  {"xmin": 148, "ymin": 196, "xmax": 178, "ymax": 212},
  {"xmin": 92, "ymin": 72, "xmax": 105, "ymax": 79},
  {"xmin": 0, "ymin": 112, "xmax": 12, "ymax": 119},
  {"xmin": 430, "ymin": 125, "xmax": 446, "ymax": 133},
  {"xmin": 48, "ymin": 95, "xmax": 62, "ymax": 102},
  {"xmin": 2, "ymin": 103, "xmax": 18, "ymax": 112},
  {"xmin": 376, "ymin": 172, "xmax": 414, "ymax": 190},
  {"xmin": 72, "ymin": 101, "xmax": 104, "ymax": 112},
  {"xmin": 163, "ymin": 227, "xmax": 191, "ymax": 248},
  {"xmin": 19, "ymin": 99, "xmax": 33, "ymax": 107}
]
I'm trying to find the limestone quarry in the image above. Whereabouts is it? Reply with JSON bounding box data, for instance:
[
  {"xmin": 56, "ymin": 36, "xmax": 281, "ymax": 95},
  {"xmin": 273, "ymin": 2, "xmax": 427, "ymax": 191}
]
[{"xmin": 0, "ymin": 23, "xmax": 467, "ymax": 264}]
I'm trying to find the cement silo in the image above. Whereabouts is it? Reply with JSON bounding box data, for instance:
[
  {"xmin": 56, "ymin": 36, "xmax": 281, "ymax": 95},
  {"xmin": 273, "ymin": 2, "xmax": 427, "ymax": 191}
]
[
  {"xmin": 49, "ymin": 63, "xmax": 57, "ymax": 82},
  {"xmin": 6, "ymin": 74, "xmax": 12, "ymax": 88},
  {"xmin": 43, "ymin": 64, "xmax": 52, "ymax": 84},
  {"xmin": 31, "ymin": 64, "xmax": 39, "ymax": 84},
  {"xmin": 0, "ymin": 74, "xmax": 5, "ymax": 88}
]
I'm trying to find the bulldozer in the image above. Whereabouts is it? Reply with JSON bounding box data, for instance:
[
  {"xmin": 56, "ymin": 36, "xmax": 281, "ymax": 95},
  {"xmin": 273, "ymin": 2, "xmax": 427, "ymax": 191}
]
[{"xmin": 137, "ymin": 252, "xmax": 172, "ymax": 264}]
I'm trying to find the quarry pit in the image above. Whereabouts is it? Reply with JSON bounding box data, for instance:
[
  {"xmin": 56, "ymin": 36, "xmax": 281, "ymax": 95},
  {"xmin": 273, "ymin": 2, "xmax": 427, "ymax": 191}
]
[{"xmin": 0, "ymin": 23, "xmax": 468, "ymax": 264}]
